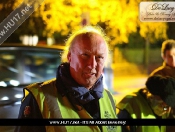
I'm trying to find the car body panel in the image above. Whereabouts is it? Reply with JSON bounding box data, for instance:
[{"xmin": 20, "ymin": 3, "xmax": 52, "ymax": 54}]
[{"xmin": 0, "ymin": 44, "xmax": 64, "ymax": 132}]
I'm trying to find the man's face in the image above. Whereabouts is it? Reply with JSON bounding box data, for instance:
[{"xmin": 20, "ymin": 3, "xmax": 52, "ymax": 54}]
[
  {"xmin": 67, "ymin": 34, "xmax": 108, "ymax": 89},
  {"xmin": 163, "ymin": 48, "xmax": 175, "ymax": 67}
]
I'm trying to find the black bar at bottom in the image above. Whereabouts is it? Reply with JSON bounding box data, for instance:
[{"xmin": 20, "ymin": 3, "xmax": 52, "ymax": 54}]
[{"xmin": 0, "ymin": 119, "xmax": 175, "ymax": 126}]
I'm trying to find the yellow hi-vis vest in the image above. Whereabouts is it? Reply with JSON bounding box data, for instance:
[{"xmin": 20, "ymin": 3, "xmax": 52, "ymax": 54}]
[
  {"xmin": 24, "ymin": 78, "xmax": 121, "ymax": 132},
  {"xmin": 117, "ymin": 91, "xmax": 169, "ymax": 132}
]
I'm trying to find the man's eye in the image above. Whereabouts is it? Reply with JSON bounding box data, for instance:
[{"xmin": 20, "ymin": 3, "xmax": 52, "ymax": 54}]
[
  {"xmin": 96, "ymin": 56, "xmax": 104, "ymax": 60},
  {"xmin": 81, "ymin": 54, "xmax": 89, "ymax": 58}
]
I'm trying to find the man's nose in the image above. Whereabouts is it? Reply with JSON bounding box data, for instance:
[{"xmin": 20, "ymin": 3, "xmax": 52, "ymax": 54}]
[{"xmin": 88, "ymin": 56, "xmax": 97, "ymax": 68}]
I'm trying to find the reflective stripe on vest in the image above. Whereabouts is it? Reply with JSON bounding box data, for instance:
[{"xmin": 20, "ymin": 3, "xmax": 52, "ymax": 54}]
[
  {"xmin": 25, "ymin": 79, "xmax": 120, "ymax": 132},
  {"xmin": 117, "ymin": 92, "xmax": 167, "ymax": 132}
]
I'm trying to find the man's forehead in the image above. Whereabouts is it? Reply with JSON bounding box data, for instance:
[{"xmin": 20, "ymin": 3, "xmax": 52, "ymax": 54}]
[
  {"xmin": 82, "ymin": 49, "xmax": 107, "ymax": 54},
  {"xmin": 71, "ymin": 33, "xmax": 108, "ymax": 54},
  {"xmin": 74, "ymin": 33, "xmax": 105, "ymax": 43}
]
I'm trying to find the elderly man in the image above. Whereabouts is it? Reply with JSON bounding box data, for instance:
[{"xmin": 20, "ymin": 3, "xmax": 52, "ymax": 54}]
[{"xmin": 15, "ymin": 26, "xmax": 120, "ymax": 132}]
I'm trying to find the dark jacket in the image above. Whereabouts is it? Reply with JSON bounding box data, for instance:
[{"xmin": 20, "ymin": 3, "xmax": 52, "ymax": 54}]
[{"xmin": 150, "ymin": 63, "xmax": 175, "ymax": 78}]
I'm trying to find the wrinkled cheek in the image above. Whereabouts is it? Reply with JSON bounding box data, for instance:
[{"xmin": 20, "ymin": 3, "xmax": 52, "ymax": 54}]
[
  {"xmin": 98, "ymin": 68, "xmax": 103, "ymax": 75},
  {"xmin": 95, "ymin": 72, "xmax": 101, "ymax": 80}
]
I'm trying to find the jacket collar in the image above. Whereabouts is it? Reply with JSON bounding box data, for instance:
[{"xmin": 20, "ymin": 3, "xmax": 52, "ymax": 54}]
[{"xmin": 56, "ymin": 63, "xmax": 104, "ymax": 105}]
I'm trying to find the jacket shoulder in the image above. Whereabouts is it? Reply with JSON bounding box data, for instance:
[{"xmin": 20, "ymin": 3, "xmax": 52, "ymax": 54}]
[
  {"xmin": 150, "ymin": 66, "xmax": 165, "ymax": 76},
  {"xmin": 26, "ymin": 78, "xmax": 56, "ymax": 89},
  {"xmin": 23, "ymin": 78, "xmax": 56, "ymax": 99},
  {"xmin": 117, "ymin": 91, "xmax": 139, "ymax": 110},
  {"xmin": 39, "ymin": 78, "xmax": 56, "ymax": 87}
]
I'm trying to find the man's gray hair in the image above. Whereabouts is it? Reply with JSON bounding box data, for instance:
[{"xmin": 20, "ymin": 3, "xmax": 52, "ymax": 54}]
[{"xmin": 61, "ymin": 25, "xmax": 110, "ymax": 62}]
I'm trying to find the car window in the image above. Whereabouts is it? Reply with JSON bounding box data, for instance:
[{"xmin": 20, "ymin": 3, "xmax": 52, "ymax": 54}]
[{"xmin": 0, "ymin": 47, "xmax": 62, "ymax": 87}]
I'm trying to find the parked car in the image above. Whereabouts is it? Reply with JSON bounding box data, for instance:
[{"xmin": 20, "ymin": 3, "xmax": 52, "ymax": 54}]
[{"xmin": 0, "ymin": 44, "xmax": 65, "ymax": 132}]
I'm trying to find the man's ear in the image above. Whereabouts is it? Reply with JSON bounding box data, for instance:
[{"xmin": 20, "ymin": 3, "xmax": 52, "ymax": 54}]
[{"xmin": 67, "ymin": 52, "xmax": 71, "ymax": 62}]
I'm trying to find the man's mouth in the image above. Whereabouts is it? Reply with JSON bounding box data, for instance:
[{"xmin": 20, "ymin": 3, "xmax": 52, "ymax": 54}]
[{"xmin": 84, "ymin": 72, "xmax": 95, "ymax": 77}]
